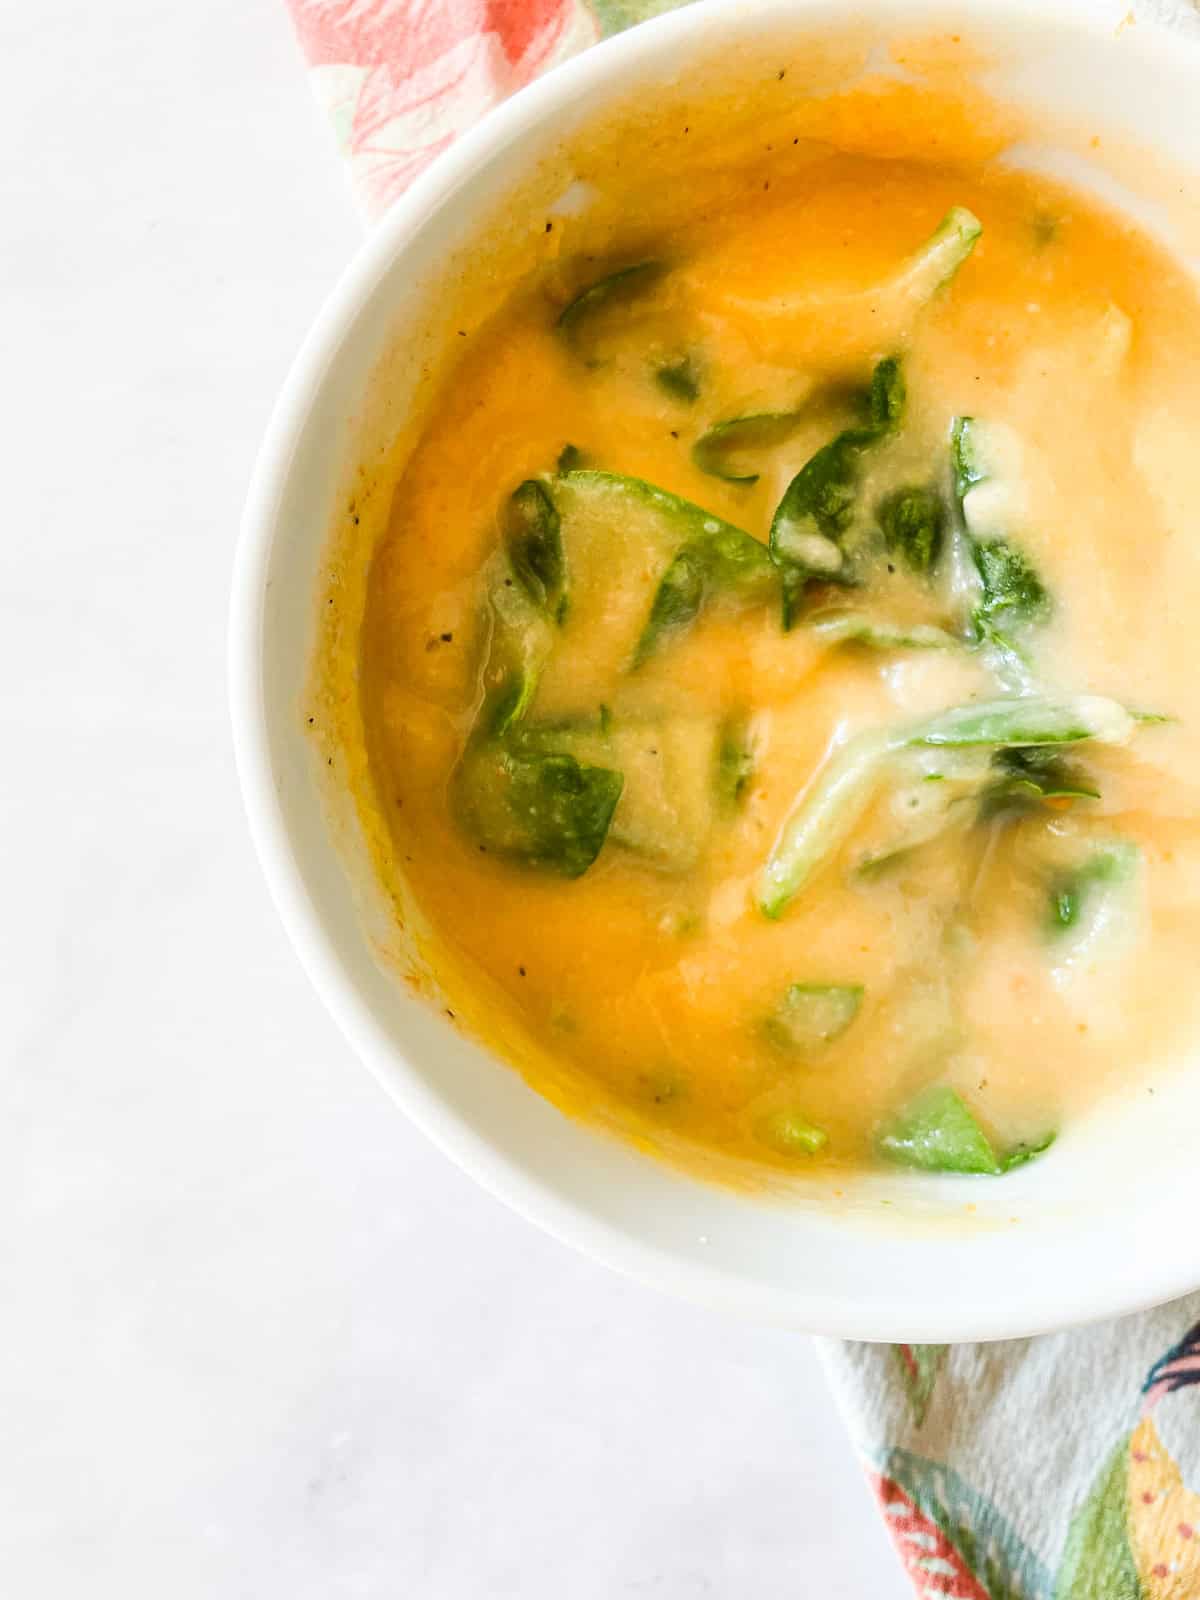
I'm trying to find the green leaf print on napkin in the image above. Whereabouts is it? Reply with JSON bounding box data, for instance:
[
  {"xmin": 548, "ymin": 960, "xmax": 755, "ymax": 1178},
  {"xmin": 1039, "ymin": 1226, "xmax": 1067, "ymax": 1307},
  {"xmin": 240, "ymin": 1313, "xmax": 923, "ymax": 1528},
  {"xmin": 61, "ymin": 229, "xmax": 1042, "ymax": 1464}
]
[
  {"xmin": 1054, "ymin": 1440, "xmax": 1141, "ymax": 1600},
  {"xmin": 893, "ymin": 1343, "xmax": 948, "ymax": 1427},
  {"xmin": 588, "ymin": 0, "xmax": 696, "ymax": 34},
  {"xmin": 877, "ymin": 1449, "xmax": 1053, "ymax": 1600}
]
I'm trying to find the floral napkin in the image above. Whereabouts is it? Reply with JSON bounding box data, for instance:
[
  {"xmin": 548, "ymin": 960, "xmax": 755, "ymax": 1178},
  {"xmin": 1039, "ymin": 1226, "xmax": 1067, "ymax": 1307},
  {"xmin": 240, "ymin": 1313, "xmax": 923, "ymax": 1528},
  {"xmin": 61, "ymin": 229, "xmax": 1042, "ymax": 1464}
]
[
  {"xmin": 285, "ymin": 0, "xmax": 608, "ymax": 218},
  {"xmin": 283, "ymin": 2, "xmax": 1200, "ymax": 1592},
  {"xmin": 820, "ymin": 1306, "xmax": 1200, "ymax": 1597}
]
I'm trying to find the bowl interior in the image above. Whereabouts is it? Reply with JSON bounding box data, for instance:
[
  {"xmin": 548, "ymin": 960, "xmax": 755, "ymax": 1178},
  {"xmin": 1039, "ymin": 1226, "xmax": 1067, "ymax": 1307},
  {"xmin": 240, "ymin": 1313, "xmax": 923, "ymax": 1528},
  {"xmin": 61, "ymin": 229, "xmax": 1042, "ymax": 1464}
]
[{"xmin": 234, "ymin": 0, "xmax": 1200, "ymax": 1339}]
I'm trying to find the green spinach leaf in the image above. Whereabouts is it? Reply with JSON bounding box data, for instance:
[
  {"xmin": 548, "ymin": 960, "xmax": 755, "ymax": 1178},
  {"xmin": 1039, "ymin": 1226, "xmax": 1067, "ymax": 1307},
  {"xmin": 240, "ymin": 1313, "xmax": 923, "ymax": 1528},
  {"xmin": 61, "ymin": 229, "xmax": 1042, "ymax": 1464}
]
[
  {"xmin": 655, "ymin": 357, "xmax": 701, "ymax": 403},
  {"xmin": 758, "ymin": 695, "xmax": 1136, "ymax": 917},
  {"xmin": 503, "ymin": 479, "xmax": 566, "ymax": 620},
  {"xmin": 877, "ymin": 1085, "xmax": 1054, "ymax": 1176},
  {"xmin": 755, "ymin": 1108, "xmax": 830, "ymax": 1157},
  {"xmin": 636, "ymin": 520, "xmax": 776, "ymax": 663},
  {"xmin": 716, "ymin": 718, "xmax": 755, "ymax": 812},
  {"xmin": 877, "ymin": 485, "xmax": 945, "ymax": 574},
  {"xmin": 455, "ymin": 741, "xmax": 623, "ymax": 877},
  {"xmin": 985, "ymin": 746, "xmax": 1100, "ymax": 812},
  {"xmin": 769, "ymin": 356, "xmax": 905, "ymax": 628},
  {"xmin": 1048, "ymin": 841, "xmax": 1140, "ymax": 938},
  {"xmin": 949, "ymin": 416, "xmax": 1051, "ymax": 665},
  {"xmin": 556, "ymin": 261, "xmax": 665, "ymax": 360},
  {"xmin": 805, "ymin": 610, "xmax": 956, "ymax": 651},
  {"xmin": 888, "ymin": 207, "xmax": 982, "ymax": 307},
  {"xmin": 764, "ymin": 984, "xmax": 863, "ymax": 1054},
  {"xmin": 692, "ymin": 410, "xmax": 811, "ymax": 485},
  {"xmin": 972, "ymin": 539, "xmax": 1051, "ymax": 629}
]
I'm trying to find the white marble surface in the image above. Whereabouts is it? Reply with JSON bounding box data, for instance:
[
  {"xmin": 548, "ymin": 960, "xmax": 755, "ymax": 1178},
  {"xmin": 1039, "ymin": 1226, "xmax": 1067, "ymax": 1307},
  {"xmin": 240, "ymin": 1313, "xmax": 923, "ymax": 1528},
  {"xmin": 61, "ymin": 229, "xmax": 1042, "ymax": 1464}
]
[{"xmin": 1, "ymin": 3, "xmax": 906, "ymax": 1593}]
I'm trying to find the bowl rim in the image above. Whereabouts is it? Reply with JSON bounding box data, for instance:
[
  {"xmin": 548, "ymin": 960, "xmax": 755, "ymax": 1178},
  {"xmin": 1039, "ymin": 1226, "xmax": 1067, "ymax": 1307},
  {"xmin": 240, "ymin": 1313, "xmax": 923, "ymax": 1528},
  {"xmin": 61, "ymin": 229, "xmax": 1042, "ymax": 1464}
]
[{"xmin": 230, "ymin": 0, "xmax": 1200, "ymax": 1340}]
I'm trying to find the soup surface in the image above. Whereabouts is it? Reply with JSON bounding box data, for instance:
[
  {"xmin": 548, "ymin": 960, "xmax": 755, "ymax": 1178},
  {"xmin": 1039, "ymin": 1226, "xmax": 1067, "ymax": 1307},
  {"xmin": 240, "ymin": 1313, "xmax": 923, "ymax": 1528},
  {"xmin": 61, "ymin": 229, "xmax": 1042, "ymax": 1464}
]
[{"xmin": 357, "ymin": 148, "xmax": 1200, "ymax": 1178}]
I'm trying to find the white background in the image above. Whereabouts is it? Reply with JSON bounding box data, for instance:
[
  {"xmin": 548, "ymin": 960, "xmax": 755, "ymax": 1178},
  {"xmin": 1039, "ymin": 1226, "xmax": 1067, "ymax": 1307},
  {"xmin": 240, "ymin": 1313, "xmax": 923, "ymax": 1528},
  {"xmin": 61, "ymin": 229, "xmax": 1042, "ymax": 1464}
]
[{"xmin": 2, "ymin": 2, "xmax": 906, "ymax": 1593}]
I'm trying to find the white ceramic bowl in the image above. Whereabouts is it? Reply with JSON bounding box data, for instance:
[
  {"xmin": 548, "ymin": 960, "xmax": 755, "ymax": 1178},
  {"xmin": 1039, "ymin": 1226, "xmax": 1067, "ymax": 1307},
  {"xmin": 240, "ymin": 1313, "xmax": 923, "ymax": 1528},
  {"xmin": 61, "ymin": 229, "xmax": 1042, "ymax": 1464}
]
[{"xmin": 231, "ymin": 0, "xmax": 1200, "ymax": 1340}]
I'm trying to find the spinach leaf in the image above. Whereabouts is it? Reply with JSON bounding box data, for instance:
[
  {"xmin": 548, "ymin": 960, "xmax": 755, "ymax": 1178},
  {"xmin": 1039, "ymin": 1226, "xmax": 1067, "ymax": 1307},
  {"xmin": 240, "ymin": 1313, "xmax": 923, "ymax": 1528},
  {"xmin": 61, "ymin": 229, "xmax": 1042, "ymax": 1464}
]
[
  {"xmin": 692, "ymin": 411, "xmax": 811, "ymax": 485},
  {"xmin": 769, "ymin": 356, "xmax": 905, "ymax": 628},
  {"xmin": 972, "ymin": 539, "xmax": 1050, "ymax": 629},
  {"xmin": 1001, "ymin": 1132, "xmax": 1058, "ymax": 1171},
  {"xmin": 484, "ymin": 672, "xmax": 537, "ymax": 739},
  {"xmin": 692, "ymin": 381, "xmax": 869, "ymax": 485},
  {"xmin": 769, "ymin": 428, "xmax": 877, "ymax": 625},
  {"xmin": 949, "ymin": 416, "xmax": 1051, "ymax": 666},
  {"xmin": 543, "ymin": 471, "xmax": 778, "ymax": 665},
  {"xmin": 718, "ymin": 209, "xmax": 980, "ymax": 332},
  {"xmin": 1047, "ymin": 841, "xmax": 1140, "ymax": 940},
  {"xmin": 503, "ymin": 479, "xmax": 566, "ymax": 620},
  {"xmin": 547, "ymin": 470, "xmax": 776, "ymax": 675},
  {"xmin": 986, "ymin": 746, "xmax": 1100, "ymax": 809},
  {"xmin": 716, "ymin": 718, "xmax": 755, "ymax": 812},
  {"xmin": 805, "ymin": 610, "xmax": 956, "ymax": 651},
  {"xmin": 877, "ymin": 485, "xmax": 945, "ymax": 574},
  {"xmin": 877, "ymin": 1085, "xmax": 1054, "ymax": 1176},
  {"xmin": 518, "ymin": 714, "xmax": 725, "ymax": 874},
  {"xmin": 950, "ymin": 414, "xmax": 990, "ymax": 502},
  {"xmin": 771, "ymin": 429, "xmax": 878, "ymax": 552},
  {"xmin": 764, "ymin": 984, "xmax": 863, "ymax": 1055},
  {"xmin": 556, "ymin": 261, "xmax": 664, "ymax": 360},
  {"xmin": 755, "ymin": 1108, "xmax": 830, "ymax": 1157},
  {"xmin": 856, "ymin": 742, "xmax": 1100, "ymax": 874},
  {"xmin": 636, "ymin": 519, "xmax": 776, "ymax": 664},
  {"xmin": 454, "ymin": 740, "xmax": 623, "ymax": 877},
  {"xmin": 480, "ymin": 557, "xmax": 555, "ymax": 737},
  {"xmin": 655, "ymin": 357, "xmax": 701, "ymax": 403},
  {"xmin": 759, "ymin": 729, "xmax": 897, "ymax": 917},
  {"xmin": 757, "ymin": 695, "xmax": 1136, "ymax": 917},
  {"xmin": 908, "ymin": 695, "xmax": 1134, "ymax": 751},
  {"xmin": 639, "ymin": 546, "xmax": 705, "ymax": 654},
  {"xmin": 888, "ymin": 207, "xmax": 982, "ymax": 307},
  {"xmin": 867, "ymin": 355, "xmax": 906, "ymax": 428}
]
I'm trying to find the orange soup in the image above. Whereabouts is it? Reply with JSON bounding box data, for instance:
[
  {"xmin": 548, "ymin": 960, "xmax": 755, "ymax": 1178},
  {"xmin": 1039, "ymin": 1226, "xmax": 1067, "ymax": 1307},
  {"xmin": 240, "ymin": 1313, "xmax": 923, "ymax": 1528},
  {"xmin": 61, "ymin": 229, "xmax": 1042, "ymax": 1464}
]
[{"xmin": 355, "ymin": 147, "xmax": 1200, "ymax": 1178}]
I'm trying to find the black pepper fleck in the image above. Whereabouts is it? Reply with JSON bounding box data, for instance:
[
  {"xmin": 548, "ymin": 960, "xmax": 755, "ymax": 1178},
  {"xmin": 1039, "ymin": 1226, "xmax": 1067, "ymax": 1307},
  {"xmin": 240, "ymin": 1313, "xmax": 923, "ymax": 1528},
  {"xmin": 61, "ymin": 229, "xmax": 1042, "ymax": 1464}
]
[{"xmin": 440, "ymin": 631, "xmax": 453, "ymax": 643}]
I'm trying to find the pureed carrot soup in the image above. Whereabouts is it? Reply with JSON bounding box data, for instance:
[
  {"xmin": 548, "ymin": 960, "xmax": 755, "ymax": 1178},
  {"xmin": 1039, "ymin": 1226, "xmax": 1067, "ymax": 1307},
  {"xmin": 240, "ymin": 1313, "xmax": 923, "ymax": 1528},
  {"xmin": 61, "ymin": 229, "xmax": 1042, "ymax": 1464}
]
[{"xmin": 351, "ymin": 78, "xmax": 1200, "ymax": 1182}]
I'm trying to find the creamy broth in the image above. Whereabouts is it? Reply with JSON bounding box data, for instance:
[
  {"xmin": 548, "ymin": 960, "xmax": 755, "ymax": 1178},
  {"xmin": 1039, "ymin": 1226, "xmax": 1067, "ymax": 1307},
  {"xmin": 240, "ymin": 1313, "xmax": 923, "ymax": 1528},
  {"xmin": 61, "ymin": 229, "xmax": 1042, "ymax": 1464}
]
[{"xmin": 356, "ymin": 148, "xmax": 1200, "ymax": 1178}]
